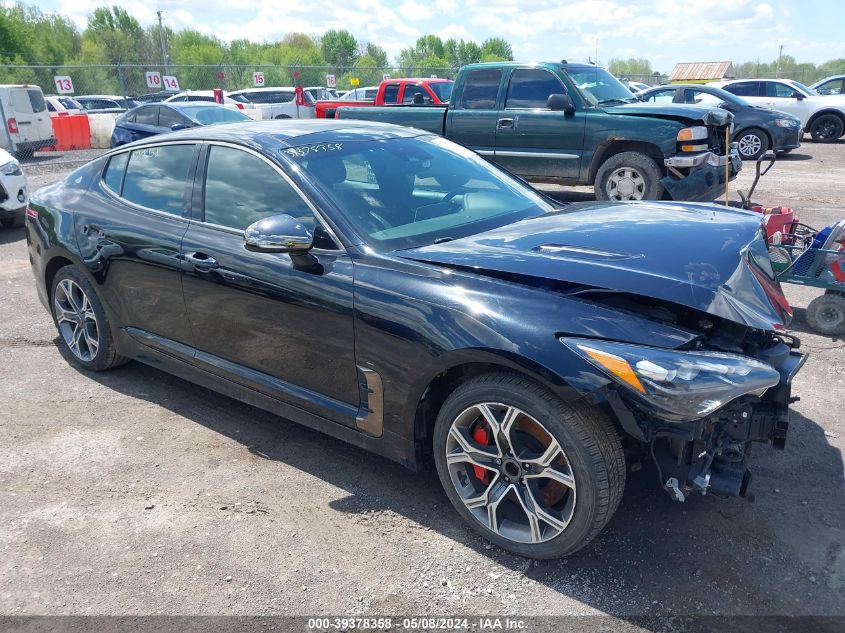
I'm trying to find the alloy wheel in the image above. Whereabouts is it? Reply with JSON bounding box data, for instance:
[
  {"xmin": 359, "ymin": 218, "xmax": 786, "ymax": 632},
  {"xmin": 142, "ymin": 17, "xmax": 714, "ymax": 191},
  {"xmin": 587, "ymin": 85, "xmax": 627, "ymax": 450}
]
[
  {"xmin": 53, "ymin": 278, "xmax": 100, "ymax": 362},
  {"xmin": 606, "ymin": 167, "xmax": 646, "ymax": 201},
  {"xmin": 444, "ymin": 403, "xmax": 576, "ymax": 544},
  {"xmin": 738, "ymin": 133, "xmax": 762, "ymax": 158}
]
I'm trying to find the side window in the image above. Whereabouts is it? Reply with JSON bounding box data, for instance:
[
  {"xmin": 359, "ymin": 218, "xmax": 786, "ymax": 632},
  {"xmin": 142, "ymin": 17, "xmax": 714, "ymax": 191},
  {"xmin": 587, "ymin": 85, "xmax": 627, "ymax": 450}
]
[
  {"xmin": 158, "ymin": 107, "xmax": 183, "ymax": 128},
  {"xmin": 382, "ymin": 84, "xmax": 400, "ymax": 104},
  {"xmin": 271, "ymin": 91, "xmax": 295, "ymax": 103},
  {"xmin": 725, "ymin": 82, "xmax": 759, "ymax": 97},
  {"xmin": 505, "ymin": 68, "xmax": 566, "ymax": 109},
  {"xmin": 460, "ymin": 69, "xmax": 502, "ymax": 109},
  {"xmin": 403, "ymin": 86, "xmax": 430, "ymax": 104},
  {"xmin": 134, "ymin": 106, "xmax": 158, "ymax": 125},
  {"xmin": 103, "ymin": 152, "xmax": 129, "ymax": 194},
  {"xmin": 644, "ymin": 89, "xmax": 676, "ymax": 103},
  {"xmin": 46, "ymin": 101, "xmax": 56, "ymax": 112},
  {"xmin": 817, "ymin": 79, "xmax": 844, "ymax": 95},
  {"xmin": 121, "ymin": 144, "xmax": 195, "ymax": 214},
  {"xmin": 765, "ymin": 82, "xmax": 798, "ymax": 98},
  {"xmin": 686, "ymin": 90, "xmax": 722, "ymax": 106},
  {"xmin": 203, "ymin": 146, "xmax": 314, "ymax": 231}
]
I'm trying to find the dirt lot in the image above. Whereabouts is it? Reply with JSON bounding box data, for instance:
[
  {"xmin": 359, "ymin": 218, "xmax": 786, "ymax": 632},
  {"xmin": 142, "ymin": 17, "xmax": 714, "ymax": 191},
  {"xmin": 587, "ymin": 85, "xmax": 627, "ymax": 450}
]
[{"xmin": 1, "ymin": 141, "xmax": 843, "ymax": 622}]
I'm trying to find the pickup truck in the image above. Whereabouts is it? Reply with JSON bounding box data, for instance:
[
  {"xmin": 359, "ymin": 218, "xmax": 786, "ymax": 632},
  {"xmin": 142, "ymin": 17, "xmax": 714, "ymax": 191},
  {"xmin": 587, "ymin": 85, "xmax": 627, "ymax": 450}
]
[
  {"xmin": 316, "ymin": 78, "xmax": 453, "ymax": 119},
  {"xmin": 336, "ymin": 62, "xmax": 742, "ymax": 201}
]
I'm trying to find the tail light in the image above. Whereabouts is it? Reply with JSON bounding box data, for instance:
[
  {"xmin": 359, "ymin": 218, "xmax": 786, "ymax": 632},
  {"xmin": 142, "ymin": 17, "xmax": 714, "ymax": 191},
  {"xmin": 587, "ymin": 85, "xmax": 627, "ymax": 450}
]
[
  {"xmin": 7, "ymin": 118, "xmax": 18, "ymax": 134},
  {"xmin": 236, "ymin": 103, "xmax": 244, "ymax": 110}
]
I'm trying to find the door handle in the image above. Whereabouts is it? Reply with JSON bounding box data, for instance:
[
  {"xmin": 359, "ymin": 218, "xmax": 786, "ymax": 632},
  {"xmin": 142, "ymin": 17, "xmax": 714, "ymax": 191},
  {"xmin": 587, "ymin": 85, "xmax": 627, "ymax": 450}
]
[
  {"xmin": 184, "ymin": 251, "xmax": 219, "ymax": 272},
  {"xmin": 497, "ymin": 117, "xmax": 514, "ymax": 129}
]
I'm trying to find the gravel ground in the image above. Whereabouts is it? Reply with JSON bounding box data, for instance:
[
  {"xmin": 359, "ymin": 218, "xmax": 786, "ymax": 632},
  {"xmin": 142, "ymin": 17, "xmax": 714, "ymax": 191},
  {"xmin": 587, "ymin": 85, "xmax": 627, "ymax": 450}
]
[{"xmin": 1, "ymin": 141, "xmax": 843, "ymax": 621}]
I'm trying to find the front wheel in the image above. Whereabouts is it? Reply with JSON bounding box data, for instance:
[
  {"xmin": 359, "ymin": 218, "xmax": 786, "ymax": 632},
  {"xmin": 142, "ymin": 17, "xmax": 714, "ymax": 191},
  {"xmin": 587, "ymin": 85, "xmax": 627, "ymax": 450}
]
[
  {"xmin": 736, "ymin": 128, "xmax": 769, "ymax": 160},
  {"xmin": 594, "ymin": 151, "xmax": 663, "ymax": 201},
  {"xmin": 809, "ymin": 114, "xmax": 844, "ymax": 143},
  {"xmin": 433, "ymin": 372, "xmax": 625, "ymax": 559}
]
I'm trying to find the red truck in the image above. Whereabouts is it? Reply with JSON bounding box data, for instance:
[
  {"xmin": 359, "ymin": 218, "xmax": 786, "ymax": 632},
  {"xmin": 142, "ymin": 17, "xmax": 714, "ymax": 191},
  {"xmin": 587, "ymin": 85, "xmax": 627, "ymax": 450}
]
[{"xmin": 315, "ymin": 77, "xmax": 453, "ymax": 118}]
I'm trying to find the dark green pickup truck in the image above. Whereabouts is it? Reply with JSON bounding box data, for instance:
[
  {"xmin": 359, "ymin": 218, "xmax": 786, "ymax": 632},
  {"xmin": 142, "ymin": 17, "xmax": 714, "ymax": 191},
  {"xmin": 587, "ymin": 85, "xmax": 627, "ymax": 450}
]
[{"xmin": 336, "ymin": 61, "xmax": 743, "ymax": 201}]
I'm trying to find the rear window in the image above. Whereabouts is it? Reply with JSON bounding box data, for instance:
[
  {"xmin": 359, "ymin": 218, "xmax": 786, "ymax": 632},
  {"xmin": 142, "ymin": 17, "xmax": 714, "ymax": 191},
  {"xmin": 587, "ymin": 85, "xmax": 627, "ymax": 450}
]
[
  {"xmin": 10, "ymin": 89, "xmax": 46, "ymax": 114},
  {"xmin": 121, "ymin": 144, "xmax": 195, "ymax": 214},
  {"xmin": 460, "ymin": 69, "xmax": 502, "ymax": 109}
]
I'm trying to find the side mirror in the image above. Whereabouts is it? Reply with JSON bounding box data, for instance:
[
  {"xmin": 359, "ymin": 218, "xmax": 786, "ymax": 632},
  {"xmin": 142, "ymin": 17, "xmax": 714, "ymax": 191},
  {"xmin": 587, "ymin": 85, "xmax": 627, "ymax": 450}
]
[
  {"xmin": 244, "ymin": 214, "xmax": 313, "ymax": 253},
  {"xmin": 792, "ymin": 91, "xmax": 805, "ymax": 101},
  {"xmin": 170, "ymin": 123, "xmax": 189, "ymax": 131},
  {"xmin": 547, "ymin": 93, "xmax": 575, "ymax": 114},
  {"xmin": 413, "ymin": 93, "xmax": 425, "ymax": 105}
]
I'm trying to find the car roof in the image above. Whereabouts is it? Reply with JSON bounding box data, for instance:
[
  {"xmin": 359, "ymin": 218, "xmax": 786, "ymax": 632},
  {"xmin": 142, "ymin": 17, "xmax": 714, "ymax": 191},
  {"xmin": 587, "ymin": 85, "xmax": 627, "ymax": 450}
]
[
  {"xmin": 230, "ymin": 86, "xmax": 296, "ymax": 93},
  {"xmin": 118, "ymin": 119, "xmax": 429, "ymax": 151}
]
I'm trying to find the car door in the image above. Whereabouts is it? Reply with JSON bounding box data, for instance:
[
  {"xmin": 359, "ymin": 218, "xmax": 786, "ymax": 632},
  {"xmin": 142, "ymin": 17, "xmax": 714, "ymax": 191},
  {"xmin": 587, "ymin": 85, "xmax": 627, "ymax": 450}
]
[
  {"xmin": 446, "ymin": 67, "xmax": 503, "ymax": 156},
  {"xmin": 492, "ymin": 67, "xmax": 585, "ymax": 180},
  {"xmin": 179, "ymin": 143, "xmax": 359, "ymax": 427},
  {"xmin": 73, "ymin": 142, "xmax": 198, "ymax": 348},
  {"xmin": 120, "ymin": 105, "xmax": 162, "ymax": 141},
  {"xmin": 759, "ymin": 81, "xmax": 803, "ymax": 117}
]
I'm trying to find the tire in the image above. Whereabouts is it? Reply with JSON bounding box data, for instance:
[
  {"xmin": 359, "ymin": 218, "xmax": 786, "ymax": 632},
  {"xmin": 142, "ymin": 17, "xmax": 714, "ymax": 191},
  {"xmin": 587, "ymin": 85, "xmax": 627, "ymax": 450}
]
[
  {"xmin": 735, "ymin": 128, "xmax": 769, "ymax": 160},
  {"xmin": 809, "ymin": 114, "xmax": 845, "ymax": 143},
  {"xmin": 806, "ymin": 292, "xmax": 845, "ymax": 336},
  {"xmin": 594, "ymin": 151, "xmax": 663, "ymax": 201},
  {"xmin": 1, "ymin": 209, "xmax": 25, "ymax": 228},
  {"xmin": 433, "ymin": 372, "xmax": 625, "ymax": 559},
  {"xmin": 50, "ymin": 265, "xmax": 127, "ymax": 371}
]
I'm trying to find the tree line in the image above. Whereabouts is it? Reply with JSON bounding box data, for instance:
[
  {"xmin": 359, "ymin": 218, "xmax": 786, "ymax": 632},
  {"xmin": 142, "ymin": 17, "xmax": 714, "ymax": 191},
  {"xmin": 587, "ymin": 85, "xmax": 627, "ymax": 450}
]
[
  {"xmin": 0, "ymin": 3, "xmax": 513, "ymax": 92},
  {"xmin": 607, "ymin": 56, "xmax": 845, "ymax": 84}
]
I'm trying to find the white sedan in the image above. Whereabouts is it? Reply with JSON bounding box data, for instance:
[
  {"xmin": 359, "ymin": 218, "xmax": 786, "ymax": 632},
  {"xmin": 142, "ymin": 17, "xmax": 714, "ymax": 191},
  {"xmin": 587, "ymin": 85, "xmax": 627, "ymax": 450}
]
[{"xmin": 0, "ymin": 147, "xmax": 27, "ymax": 228}]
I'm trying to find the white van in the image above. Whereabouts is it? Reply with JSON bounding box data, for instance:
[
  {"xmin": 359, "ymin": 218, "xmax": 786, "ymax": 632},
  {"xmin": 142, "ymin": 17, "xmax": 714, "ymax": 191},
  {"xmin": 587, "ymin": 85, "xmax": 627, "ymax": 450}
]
[{"xmin": 0, "ymin": 85, "xmax": 56, "ymax": 157}]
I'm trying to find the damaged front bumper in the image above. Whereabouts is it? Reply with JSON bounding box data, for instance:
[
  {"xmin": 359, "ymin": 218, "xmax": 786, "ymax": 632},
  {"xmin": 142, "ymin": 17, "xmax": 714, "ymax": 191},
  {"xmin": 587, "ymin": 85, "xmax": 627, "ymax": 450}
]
[
  {"xmin": 661, "ymin": 146, "xmax": 743, "ymax": 202},
  {"xmin": 649, "ymin": 347, "xmax": 806, "ymax": 502}
]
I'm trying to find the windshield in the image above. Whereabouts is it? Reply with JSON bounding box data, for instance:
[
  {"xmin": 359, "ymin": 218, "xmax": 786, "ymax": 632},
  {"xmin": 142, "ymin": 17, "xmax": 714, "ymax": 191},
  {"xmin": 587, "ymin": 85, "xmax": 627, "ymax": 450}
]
[
  {"xmin": 429, "ymin": 81, "xmax": 454, "ymax": 102},
  {"xmin": 787, "ymin": 80, "xmax": 818, "ymax": 96},
  {"xmin": 181, "ymin": 106, "xmax": 251, "ymax": 125},
  {"xmin": 565, "ymin": 67, "xmax": 637, "ymax": 106},
  {"xmin": 288, "ymin": 135, "xmax": 554, "ymax": 251}
]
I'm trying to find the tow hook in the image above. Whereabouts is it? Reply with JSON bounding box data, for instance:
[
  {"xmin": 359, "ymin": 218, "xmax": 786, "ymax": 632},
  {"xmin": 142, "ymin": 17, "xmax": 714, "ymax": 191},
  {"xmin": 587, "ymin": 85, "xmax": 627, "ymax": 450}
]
[{"xmin": 665, "ymin": 477, "xmax": 686, "ymax": 502}]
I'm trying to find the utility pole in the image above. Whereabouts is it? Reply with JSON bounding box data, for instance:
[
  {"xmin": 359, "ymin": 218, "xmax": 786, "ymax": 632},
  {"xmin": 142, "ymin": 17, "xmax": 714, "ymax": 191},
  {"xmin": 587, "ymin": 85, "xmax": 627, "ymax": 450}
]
[
  {"xmin": 157, "ymin": 10, "xmax": 169, "ymax": 74},
  {"xmin": 776, "ymin": 44, "xmax": 783, "ymax": 78}
]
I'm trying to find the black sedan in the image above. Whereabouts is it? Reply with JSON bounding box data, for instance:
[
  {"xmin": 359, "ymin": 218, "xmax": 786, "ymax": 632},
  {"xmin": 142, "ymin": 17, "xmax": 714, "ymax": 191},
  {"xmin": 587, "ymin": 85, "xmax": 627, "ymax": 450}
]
[
  {"xmin": 26, "ymin": 121, "xmax": 804, "ymax": 559},
  {"xmin": 638, "ymin": 84, "xmax": 802, "ymax": 159},
  {"xmin": 110, "ymin": 103, "xmax": 251, "ymax": 148}
]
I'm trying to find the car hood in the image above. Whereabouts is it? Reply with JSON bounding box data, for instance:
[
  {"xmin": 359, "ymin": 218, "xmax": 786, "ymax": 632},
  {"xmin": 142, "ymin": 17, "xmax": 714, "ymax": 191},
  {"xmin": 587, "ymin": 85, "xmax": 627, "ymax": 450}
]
[
  {"xmin": 398, "ymin": 201, "xmax": 790, "ymax": 332},
  {"xmin": 602, "ymin": 102, "xmax": 732, "ymax": 126}
]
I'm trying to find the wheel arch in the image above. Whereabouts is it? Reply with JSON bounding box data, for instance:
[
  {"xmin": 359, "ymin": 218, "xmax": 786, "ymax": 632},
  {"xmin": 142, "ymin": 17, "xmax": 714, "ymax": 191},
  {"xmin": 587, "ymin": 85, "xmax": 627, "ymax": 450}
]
[
  {"xmin": 409, "ymin": 350, "xmax": 597, "ymax": 465},
  {"xmin": 805, "ymin": 108, "xmax": 845, "ymax": 133},
  {"xmin": 587, "ymin": 140, "xmax": 665, "ymax": 185},
  {"xmin": 733, "ymin": 125, "xmax": 772, "ymax": 146}
]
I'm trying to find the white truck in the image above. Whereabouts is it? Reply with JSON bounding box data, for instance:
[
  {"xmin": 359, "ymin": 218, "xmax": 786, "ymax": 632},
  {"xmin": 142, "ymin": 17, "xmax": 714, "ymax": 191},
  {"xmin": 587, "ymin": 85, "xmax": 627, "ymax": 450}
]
[{"xmin": 227, "ymin": 87, "xmax": 316, "ymax": 119}]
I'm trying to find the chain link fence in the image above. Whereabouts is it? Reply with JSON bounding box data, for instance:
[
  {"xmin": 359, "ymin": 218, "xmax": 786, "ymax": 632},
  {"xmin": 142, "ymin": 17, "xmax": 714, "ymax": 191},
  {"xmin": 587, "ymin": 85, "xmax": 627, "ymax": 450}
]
[{"xmin": 0, "ymin": 63, "xmax": 458, "ymax": 98}]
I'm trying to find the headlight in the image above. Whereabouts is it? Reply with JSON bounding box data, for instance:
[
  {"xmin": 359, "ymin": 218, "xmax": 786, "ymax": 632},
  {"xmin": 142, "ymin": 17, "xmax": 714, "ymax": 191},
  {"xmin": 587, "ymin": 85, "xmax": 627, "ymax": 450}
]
[
  {"xmin": 560, "ymin": 338, "xmax": 780, "ymax": 421},
  {"xmin": 0, "ymin": 159, "xmax": 22, "ymax": 176},
  {"xmin": 677, "ymin": 126, "xmax": 708, "ymax": 142},
  {"xmin": 775, "ymin": 118, "xmax": 799, "ymax": 128}
]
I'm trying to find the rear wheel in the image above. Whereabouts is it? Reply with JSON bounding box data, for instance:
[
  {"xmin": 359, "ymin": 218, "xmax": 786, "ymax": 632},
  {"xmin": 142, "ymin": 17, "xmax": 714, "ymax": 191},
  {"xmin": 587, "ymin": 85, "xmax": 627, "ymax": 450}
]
[
  {"xmin": 736, "ymin": 128, "xmax": 769, "ymax": 160},
  {"xmin": 433, "ymin": 372, "xmax": 625, "ymax": 559},
  {"xmin": 51, "ymin": 265, "xmax": 127, "ymax": 371},
  {"xmin": 595, "ymin": 151, "xmax": 663, "ymax": 201},
  {"xmin": 809, "ymin": 114, "xmax": 844, "ymax": 143}
]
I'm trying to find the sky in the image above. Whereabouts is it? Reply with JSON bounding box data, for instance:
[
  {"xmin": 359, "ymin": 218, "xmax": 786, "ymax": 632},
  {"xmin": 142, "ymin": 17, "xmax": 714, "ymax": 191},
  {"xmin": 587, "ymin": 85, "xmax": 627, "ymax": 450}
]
[{"xmin": 34, "ymin": 0, "xmax": 845, "ymax": 70}]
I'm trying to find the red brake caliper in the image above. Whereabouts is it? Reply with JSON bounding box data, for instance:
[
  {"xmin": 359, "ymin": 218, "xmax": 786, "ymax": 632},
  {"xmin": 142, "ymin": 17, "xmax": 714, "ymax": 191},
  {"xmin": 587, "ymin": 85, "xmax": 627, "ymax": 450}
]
[{"xmin": 471, "ymin": 421, "xmax": 493, "ymax": 485}]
